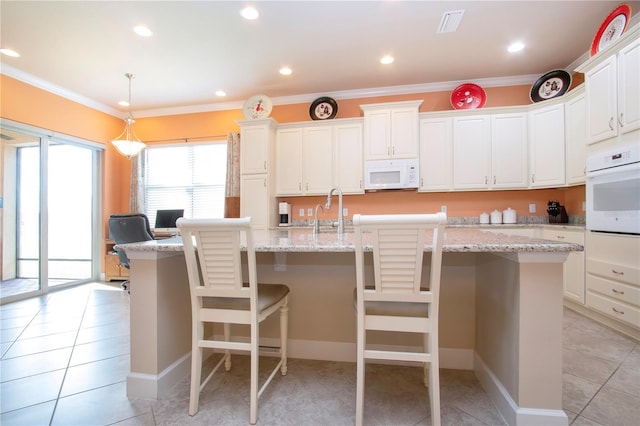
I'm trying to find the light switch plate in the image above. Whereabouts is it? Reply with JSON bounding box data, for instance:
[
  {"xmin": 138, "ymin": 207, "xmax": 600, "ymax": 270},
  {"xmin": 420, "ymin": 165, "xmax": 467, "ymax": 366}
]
[
  {"xmin": 299, "ymin": 208, "xmax": 305, "ymax": 217},
  {"xmin": 308, "ymin": 208, "xmax": 313, "ymax": 217},
  {"xmin": 529, "ymin": 203, "xmax": 536, "ymax": 213}
]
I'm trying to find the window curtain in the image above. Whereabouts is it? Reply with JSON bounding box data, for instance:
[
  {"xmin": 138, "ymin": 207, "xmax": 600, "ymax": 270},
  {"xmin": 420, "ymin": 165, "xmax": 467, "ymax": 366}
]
[
  {"xmin": 129, "ymin": 153, "xmax": 145, "ymax": 213},
  {"xmin": 224, "ymin": 132, "xmax": 241, "ymax": 218}
]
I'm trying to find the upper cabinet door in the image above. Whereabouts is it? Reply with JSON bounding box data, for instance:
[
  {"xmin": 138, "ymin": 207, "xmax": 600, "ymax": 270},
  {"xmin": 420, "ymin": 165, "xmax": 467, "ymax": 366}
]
[
  {"xmin": 565, "ymin": 89, "xmax": 587, "ymax": 185},
  {"xmin": 419, "ymin": 117, "xmax": 452, "ymax": 191},
  {"xmin": 529, "ymin": 103, "xmax": 565, "ymax": 188},
  {"xmin": 491, "ymin": 113, "xmax": 528, "ymax": 189},
  {"xmin": 389, "ymin": 107, "xmax": 420, "ymax": 159},
  {"xmin": 240, "ymin": 119, "xmax": 276, "ymax": 174},
  {"xmin": 333, "ymin": 122, "xmax": 364, "ymax": 194},
  {"xmin": 452, "ymin": 115, "xmax": 491, "ymax": 189},
  {"xmin": 303, "ymin": 126, "xmax": 333, "ymax": 195},
  {"xmin": 275, "ymin": 128, "xmax": 303, "ymax": 195},
  {"xmin": 618, "ymin": 38, "xmax": 640, "ymax": 134},
  {"xmin": 585, "ymin": 56, "xmax": 618, "ymax": 144},
  {"xmin": 362, "ymin": 101, "xmax": 422, "ymax": 161}
]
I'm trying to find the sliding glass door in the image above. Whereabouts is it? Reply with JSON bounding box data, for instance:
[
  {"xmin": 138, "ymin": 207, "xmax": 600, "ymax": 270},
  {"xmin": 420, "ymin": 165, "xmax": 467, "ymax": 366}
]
[{"xmin": 1, "ymin": 122, "xmax": 102, "ymax": 303}]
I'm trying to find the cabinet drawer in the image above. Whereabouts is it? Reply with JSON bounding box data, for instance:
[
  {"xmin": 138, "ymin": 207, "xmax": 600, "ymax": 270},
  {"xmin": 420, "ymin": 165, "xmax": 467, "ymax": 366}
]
[
  {"xmin": 587, "ymin": 259, "xmax": 640, "ymax": 287},
  {"xmin": 543, "ymin": 229, "xmax": 584, "ymax": 244},
  {"xmin": 586, "ymin": 290, "xmax": 640, "ymax": 328},
  {"xmin": 587, "ymin": 274, "xmax": 640, "ymax": 306},
  {"xmin": 586, "ymin": 232, "xmax": 640, "ymax": 266}
]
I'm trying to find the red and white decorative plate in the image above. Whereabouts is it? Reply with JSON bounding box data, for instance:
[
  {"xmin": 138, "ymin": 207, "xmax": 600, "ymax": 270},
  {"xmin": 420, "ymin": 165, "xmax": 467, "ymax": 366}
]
[
  {"xmin": 450, "ymin": 83, "xmax": 487, "ymax": 110},
  {"xmin": 590, "ymin": 3, "xmax": 631, "ymax": 56}
]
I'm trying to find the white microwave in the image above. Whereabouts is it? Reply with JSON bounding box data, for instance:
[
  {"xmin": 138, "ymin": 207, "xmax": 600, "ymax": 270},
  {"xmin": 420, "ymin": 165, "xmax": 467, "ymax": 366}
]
[{"xmin": 364, "ymin": 158, "xmax": 419, "ymax": 190}]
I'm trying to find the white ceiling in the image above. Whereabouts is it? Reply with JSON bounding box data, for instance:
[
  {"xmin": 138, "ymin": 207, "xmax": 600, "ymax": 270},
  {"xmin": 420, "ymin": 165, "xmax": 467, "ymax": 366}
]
[{"xmin": 1, "ymin": 1, "xmax": 639, "ymax": 118}]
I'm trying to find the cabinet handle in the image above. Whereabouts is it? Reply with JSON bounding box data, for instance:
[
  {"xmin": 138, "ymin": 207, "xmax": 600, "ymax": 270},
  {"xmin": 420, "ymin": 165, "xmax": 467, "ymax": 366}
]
[
  {"xmin": 557, "ymin": 235, "xmax": 565, "ymax": 239},
  {"xmin": 421, "ymin": 177, "xmax": 424, "ymax": 187},
  {"xmin": 609, "ymin": 117, "xmax": 614, "ymax": 130},
  {"xmin": 618, "ymin": 113, "xmax": 624, "ymax": 127},
  {"xmin": 298, "ymin": 182, "xmax": 301, "ymax": 190},
  {"xmin": 263, "ymin": 178, "xmax": 266, "ymax": 187},
  {"xmin": 263, "ymin": 160, "xmax": 267, "ymax": 170},
  {"xmin": 392, "ymin": 146, "xmax": 395, "ymax": 156},
  {"xmin": 612, "ymin": 288, "xmax": 625, "ymax": 295},
  {"xmin": 531, "ymin": 174, "xmax": 535, "ymax": 183},
  {"xmin": 493, "ymin": 176, "xmax": 496, "ymax": 185},
  {"xmin": 612, "ymin": 269, "xmax": 624, "ymax": 276},
  {"xmin": 612, "ymin": 307, "xmax": 625, "ymax": 315},
  {"xmin": 306, "ymin": 182, "xmax": 309, "ymax": 191},
  {"xmin": 484, "ymin": 176, "xmax": 488, "ymax": 185},
  {"xmin": 360, "ymin": 180, "xmax": 362, "ymax": 189}
]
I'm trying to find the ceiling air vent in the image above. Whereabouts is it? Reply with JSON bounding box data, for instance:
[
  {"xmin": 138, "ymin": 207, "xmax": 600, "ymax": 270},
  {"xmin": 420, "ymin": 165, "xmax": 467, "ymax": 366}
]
[{"xmin": 437, "ymin": 9, "xmax": 464, "ymax": 33}]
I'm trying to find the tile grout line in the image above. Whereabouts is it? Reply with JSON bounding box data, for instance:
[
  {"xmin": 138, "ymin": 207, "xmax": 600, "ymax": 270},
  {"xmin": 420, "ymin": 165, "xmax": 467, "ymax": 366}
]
[{"xmin": 48, "ymin": 289, "xmax": 93, "ymax": 426}]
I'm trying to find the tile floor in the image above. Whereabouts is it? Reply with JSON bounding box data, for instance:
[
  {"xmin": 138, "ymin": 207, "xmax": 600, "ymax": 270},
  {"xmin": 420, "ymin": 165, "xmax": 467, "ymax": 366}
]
[{"xmin": 1, "ymin": 282, "xmax": 638, "ymax": 425}]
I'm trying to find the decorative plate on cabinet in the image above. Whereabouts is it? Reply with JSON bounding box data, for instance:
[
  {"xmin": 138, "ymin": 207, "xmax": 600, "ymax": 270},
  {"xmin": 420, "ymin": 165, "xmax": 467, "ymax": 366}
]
[
  {"xmin": 243, "ymin": 94, "xmax": 273, "ymax": 119},
  {"xmin": 529, "ymin": 70, "xmax": 572, "ymax": 103},
  {"xmin": 309, "ymin": 97, "xmax": 338, "ymax": 120},
  {"xmin": 590, "ymin": 3, "xmax": 631, "ymax": 56},
  {"xmin": 450, "ymin": 83, "xmax": 487, "ymax": 110}
]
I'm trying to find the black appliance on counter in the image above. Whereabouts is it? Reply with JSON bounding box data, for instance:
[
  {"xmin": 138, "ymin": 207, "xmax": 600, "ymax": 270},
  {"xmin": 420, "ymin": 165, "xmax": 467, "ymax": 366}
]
[{"xmin": 547, "ymin": 200, "xmax": 568, "ymax": 224}]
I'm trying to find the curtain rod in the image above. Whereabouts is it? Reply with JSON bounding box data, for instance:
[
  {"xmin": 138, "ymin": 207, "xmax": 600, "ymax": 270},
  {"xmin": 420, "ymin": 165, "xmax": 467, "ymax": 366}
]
[{"xmin": 144, "ymin": 133, "xmax": 232, "ymax": 143}]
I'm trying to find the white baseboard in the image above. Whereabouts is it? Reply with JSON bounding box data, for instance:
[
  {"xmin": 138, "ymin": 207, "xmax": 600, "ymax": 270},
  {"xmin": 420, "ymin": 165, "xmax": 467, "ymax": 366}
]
[
  {"xmin": 126, "ymin": 339, "xmax": 473, "ymax": 400},
  {"xmin": 474, "ymin": 353, "xmax": 568, "ymax": 426},
  {"xmin": 127, "ymin": 352, "xmax": 191, "ymax": 399}
]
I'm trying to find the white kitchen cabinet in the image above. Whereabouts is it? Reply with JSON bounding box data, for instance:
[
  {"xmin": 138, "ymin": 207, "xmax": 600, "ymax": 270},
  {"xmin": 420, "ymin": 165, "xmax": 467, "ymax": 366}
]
[
  {"xmin": 543, "ymin": 228, "xmax": 585, "ymax": 304},
  {"xmin": 361, "ymin": 100, "xmax": 422, "ymax": 160},
  {"xmin": 419, "ymin": 117, "xmax": 452, "ymax": 191},
  {"xmin": 528, "ymin": 102, "xmax": 565, "ymax": 188},
  {"xmin": 239, "ymin": 118, "xmax": 277, "ymax": 175},
  {"xmin": 452, "ymin": 115, "xmax": 491, "ymax": 189},
  {"xmin": 240, "ymin": 174, "xmax": 271, "ymax": 230},
  {"xmin": 275, "ymin": 128, "xmax": 303, "ymax": 195},
  {"xmin": 564, "ymin": 87, "xmax": 587, "ymax": 185},
  {"xmin": 585, "ymin": 232, "xmax": 640, "ymax": 331},
  {"xmin": 333, "ymin": 121, "xmax": 364, "ymax": 194},
  {"xmin": 304, "ymin": 126, "xmax": 334, "ymax": 194},
  {"xmin": 578, "ymin": 28, "xmax": 639, "ymax": 145},
  {"xmin": 491, "ymin": 112, "xmax": 528, "ymax": 188},
  {"xmin": 239, "ymin": 119, "xmax": 277, "ymax": 229},
  {"xmin": 275, "ymin": 126, "xmax": 333, "ymax": 196}
]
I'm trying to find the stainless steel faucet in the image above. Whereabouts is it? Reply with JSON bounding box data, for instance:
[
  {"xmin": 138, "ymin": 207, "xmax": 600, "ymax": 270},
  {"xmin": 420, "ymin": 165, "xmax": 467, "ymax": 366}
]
[
  {"xmin": 313, "ymin": 204, "xmax": 324, "ymax": 234},
  {"xmin": 325, "ymin": 187, "xmax": 344, "ymax": 234}
]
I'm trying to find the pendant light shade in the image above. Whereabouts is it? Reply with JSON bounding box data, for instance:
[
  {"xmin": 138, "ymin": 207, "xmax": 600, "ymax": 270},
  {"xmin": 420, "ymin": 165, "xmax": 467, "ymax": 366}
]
[{"xmin": 111, "ymin": 73, "xmax": 146, "ymax": 158}]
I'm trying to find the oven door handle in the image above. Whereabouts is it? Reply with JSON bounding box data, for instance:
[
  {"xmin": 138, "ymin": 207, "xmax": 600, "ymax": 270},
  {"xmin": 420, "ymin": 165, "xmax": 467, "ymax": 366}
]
[{"xmin": 586, "ymin": 161, "xmax": 640, "ymax": 178}]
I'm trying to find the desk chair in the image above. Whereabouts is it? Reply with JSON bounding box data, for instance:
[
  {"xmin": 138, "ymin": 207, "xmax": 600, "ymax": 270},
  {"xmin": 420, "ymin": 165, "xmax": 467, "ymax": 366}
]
[
  {"xmin": 353, "ymin": 213, "xmax": 446, "ymax": 426},
  {"xmin": 108, "ymin": 213, "xmax": 155, "ymax": 291},
  {"xmin": 177, "ymin": 217, "xmax": 289, "ymax": 424}
]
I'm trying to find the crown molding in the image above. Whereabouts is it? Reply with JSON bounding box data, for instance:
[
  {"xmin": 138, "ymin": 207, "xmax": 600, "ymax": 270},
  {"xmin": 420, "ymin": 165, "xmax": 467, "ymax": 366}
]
[
  {"xmin": 2, "ymin": 63, "xmax": 574, "ymax": 119},
  {"xmin": 2, "ymin": 64, "xmax": 122, "ymax": 117}
]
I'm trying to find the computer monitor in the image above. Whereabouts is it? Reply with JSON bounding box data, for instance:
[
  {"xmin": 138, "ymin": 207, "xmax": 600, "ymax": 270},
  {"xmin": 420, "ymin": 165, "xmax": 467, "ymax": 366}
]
[{"xmin": 154, "ymin": 209, "xmax": 184, "ymax": 233}]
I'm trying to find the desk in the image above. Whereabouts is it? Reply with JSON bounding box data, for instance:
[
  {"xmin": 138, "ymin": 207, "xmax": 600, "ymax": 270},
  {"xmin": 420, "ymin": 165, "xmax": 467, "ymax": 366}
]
[{"xmin": 119, "ymin": 228, "xmax": 582, "ymax": 425}]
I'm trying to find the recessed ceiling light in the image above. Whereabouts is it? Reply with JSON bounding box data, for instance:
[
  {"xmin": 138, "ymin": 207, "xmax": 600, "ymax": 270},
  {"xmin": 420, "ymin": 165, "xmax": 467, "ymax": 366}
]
[
  {"xmin": 215, "ymin": 90, "xmax": 227, "ymax": 97},
  {"xmin": 118, "ymin": 101, "xmax": 129, "ymax": 107},
  {"xmin": 380, "ymin": 55, "xmax": 394, "ymax": 65},
  {"xmin": 508, "ymin": 42, "xmax": 525, "ymax": 53},
  {"xmin": 240, "ymin": 7, "xmax": 259, "ymax": 20},
  {"xmin": 0, "ymin": 48, "xmax": 20, "ymax": 57},
  {"xmin": 133, "ymin": 25, "xmax": 153, "ymax": 37},
  {"xmin": 279, "ymin": 67, "xmax": 292, "ymax": 76}
]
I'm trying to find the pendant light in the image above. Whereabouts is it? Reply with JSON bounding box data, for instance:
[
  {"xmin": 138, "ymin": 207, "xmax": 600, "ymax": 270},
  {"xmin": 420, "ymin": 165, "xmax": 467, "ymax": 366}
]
[{"xmin": 111, "ymin": 73, "xmax": 146, "ymax": 158}]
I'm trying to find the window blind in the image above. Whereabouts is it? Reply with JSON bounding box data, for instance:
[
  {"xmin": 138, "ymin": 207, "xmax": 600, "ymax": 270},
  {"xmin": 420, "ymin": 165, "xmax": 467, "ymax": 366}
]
[{"xmin": 143, "ymin": 142, "xmax": 227, "ymax": 225}]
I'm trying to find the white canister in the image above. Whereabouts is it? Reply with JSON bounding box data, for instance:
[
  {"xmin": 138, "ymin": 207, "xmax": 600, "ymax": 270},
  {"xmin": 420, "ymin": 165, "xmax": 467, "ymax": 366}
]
[
  {"xmin": 503, "ymin": 208, "xmax": 517, "ymax": 224},
  {"xmin": 490, "ymin": 209, "xmax": 502, "ymax": 224},
  {"xmin": 479, "ymin": 212, "xmax": 490, "ymax": 224}
]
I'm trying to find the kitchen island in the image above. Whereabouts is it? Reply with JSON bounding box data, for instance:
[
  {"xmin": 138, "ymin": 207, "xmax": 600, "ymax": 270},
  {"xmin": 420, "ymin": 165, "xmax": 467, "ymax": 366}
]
[{"xmin": 119, "ymin": 227, "xmax": 582, "ymax": 426}]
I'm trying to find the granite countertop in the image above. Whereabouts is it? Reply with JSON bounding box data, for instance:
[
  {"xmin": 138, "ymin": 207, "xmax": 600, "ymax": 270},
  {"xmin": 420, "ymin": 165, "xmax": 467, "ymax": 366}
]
[{"xmin": 118, "ymin": 227, "xmax": 583, "ymax": 254}]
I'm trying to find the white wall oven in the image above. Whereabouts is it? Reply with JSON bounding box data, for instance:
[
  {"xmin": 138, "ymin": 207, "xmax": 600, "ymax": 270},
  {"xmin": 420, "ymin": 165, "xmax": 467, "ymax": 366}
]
[{"xmin": 586, "ymin": 144, "xmax": 640, "ymax": 235}]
